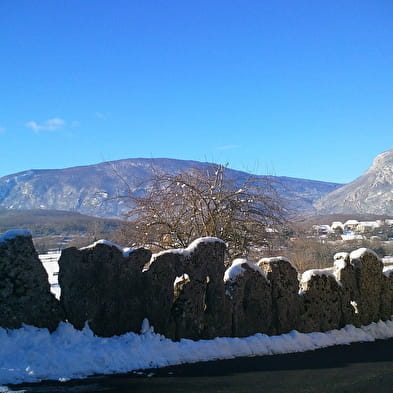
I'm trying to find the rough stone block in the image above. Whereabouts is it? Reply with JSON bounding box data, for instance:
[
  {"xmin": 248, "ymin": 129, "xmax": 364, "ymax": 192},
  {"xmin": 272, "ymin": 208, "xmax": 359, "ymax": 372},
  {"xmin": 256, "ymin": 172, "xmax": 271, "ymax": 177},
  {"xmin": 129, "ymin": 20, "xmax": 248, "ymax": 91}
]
[
  {"xmin": 349, "ymin": 248, "xmax": 383, "ymax": 325},
  {"xmin": 0, "ymin": 230, "xmax": 64, "ymax": 331},
  {"xmin": 298, "ymin": 270, "xmax": 342, "ymax": 333},
  {"xmin": 225, "ymin": 259, "xmax": 272, "ymax": 337},
  {"xmin": 380, "ymin": 269, "xmax": 393, "ymax": 321},
  {"xmin": 257, "ymin": 257, "xmax": 301, "ymax": 334},
  {"xmin": 333, "ymin": 252, "xmax": 359, "ymax": 327},
  {"xmin": 58, "ymin": 242, "xmax": 151, "ymax": 336},
  {"xmin": 145, "ymin": 237, "xmax": 229, "ymax": 340}
]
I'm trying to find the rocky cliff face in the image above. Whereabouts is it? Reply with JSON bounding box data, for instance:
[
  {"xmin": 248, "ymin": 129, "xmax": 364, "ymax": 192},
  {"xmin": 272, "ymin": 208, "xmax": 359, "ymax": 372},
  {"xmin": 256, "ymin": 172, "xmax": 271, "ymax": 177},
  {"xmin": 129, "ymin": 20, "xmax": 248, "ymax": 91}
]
[
  {"xmin": 0, "ymin": 158, "xmax": 341, "ymax": 218},
  {"xmin": 314, "ymin": 148, "xmax": 393, "ymax": 215}
]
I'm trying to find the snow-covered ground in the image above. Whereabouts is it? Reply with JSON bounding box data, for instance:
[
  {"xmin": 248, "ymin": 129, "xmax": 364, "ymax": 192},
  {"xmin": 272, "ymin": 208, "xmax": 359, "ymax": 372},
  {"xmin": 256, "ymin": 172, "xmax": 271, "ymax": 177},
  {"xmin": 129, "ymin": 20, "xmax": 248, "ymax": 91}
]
[
  {"xmin": 39, "ymin": 251, "xmax": 61, "ymax": 299},
  {"xmin": 2, "ymin": 319, "xmax": 393, "ymax": 386},
  {"xmin": 383, "ymin": 256, "xmax": 393, "ymax": 267}
]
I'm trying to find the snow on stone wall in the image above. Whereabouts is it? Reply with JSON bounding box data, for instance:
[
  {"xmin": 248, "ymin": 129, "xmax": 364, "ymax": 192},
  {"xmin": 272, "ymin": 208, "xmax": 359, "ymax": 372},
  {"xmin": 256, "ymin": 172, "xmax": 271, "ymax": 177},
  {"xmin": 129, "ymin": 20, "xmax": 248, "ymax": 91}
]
[{"xmin": 1, "ymin": 230, "xmax": 392, "ymax": 341}]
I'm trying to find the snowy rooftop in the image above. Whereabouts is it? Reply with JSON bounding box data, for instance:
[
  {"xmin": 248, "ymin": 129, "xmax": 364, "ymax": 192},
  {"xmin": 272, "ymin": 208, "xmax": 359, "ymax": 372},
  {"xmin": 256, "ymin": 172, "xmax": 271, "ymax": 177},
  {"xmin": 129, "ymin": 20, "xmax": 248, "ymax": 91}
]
[{"xmin": 344, "ymin": 220, "xmax": 359, "ymax": 226}]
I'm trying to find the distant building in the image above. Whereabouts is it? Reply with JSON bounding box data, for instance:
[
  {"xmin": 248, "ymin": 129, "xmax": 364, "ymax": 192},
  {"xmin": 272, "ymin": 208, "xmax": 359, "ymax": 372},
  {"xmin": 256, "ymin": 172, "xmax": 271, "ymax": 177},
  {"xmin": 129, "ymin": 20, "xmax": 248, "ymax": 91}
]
[
  {"xmin": 331, "ymin": 221, "xmax": 344, "ymax": 231},
  {"xmin": 312, "ymin": 218, "xmax": 393, "ymax": 241},
  {"xmin": 357, "ymin": 221, "xmax": 380, "ymax": 232},
  {"xmin": 312, "ymin": 225, "xmax": 333, "ymax": 235},
  {"xmin": 343, "ymin": 220, "xmax": 359, "ymax": 231}
]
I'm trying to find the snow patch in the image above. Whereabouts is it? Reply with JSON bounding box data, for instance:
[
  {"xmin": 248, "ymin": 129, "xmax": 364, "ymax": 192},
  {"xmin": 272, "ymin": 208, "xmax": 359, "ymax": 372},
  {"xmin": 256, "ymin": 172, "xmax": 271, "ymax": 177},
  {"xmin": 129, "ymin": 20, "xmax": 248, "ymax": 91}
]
[
  {"xmin": 149, "ymin": 237, "xmax": 224, "ymax": 263},
  {"xmin": 383, "ymin": 266, "xmax": 393, "ymax": 277},
  {"xmin": 174, "ymin": 274, "xmax": 190, "ymax": 287},
  {"xmin": 122, "ymin": 247, "xmax": 136, "ymax": 257},
  {"xmin": 39, "ymin": 252, "xmax": 61, "ymax": 299},
  {"xmin": 258, "ymin": 256, "xmax": 298, "ymax": 271},
  {"xmin": 334, "ymin": 252, "xmax": 350, "ymax": 261},
  {"xmin": 333, "ymin": 253, "xmax": 350, "ymax": 270},
  {"xmin": 224, "ymin": 258, "xmax": 264, "ymax": 283},
  {"xmin": 333, "ymin": 259, "xmax": 347, "ymax": 271},
  {"xmin": 0, "ymin": 229, "xmax": 31, "ymax": 243},
  {"xmin": 80, "ymin": 239, "xmax": 134, "ymax": 257},
  {"xmin": 350, "ymin": 301, "xmax": 359, "ymax": 314},
  {"xmin": 301, "ymin": 268, "xmax": 340, "ymax": 286},
  {"xmin": 382, "ymin": 256, "xmax": 393, "ymax": 265},
  {"xmin": 350, "ymin": 248, "xmax": 380, "ymax": 261},
  {"xmin": 140, "ymin": 318, "xmax": 154, "ymax": 335}
]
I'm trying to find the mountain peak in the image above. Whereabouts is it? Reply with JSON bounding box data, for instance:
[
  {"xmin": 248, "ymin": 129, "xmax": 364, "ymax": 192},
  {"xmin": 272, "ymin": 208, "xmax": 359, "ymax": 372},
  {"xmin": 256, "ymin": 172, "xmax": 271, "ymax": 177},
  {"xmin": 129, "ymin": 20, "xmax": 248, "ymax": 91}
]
[
  {"xmin": 369, "ymin": 148, "xmax": 393, "ymax": 171},
  {"xmin": 314, "ymin": 148, "xmax": 393, "ymax": 215}
]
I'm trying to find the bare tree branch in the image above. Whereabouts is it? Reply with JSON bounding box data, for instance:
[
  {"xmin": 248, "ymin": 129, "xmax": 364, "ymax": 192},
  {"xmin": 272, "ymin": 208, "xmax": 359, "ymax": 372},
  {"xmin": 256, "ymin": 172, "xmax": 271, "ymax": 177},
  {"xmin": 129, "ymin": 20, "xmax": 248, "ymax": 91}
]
[{"xmin": 117, "ymin": 164, "xmax": 288, "ymax": 258}]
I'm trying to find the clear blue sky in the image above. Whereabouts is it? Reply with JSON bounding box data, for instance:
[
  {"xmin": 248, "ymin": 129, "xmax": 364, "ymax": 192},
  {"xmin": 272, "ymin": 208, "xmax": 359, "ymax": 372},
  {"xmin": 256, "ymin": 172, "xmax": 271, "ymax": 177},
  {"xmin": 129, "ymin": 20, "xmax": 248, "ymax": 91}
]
[{"xmin": 1, "ymin": 0, "xmax": 392, "ymax": 183}]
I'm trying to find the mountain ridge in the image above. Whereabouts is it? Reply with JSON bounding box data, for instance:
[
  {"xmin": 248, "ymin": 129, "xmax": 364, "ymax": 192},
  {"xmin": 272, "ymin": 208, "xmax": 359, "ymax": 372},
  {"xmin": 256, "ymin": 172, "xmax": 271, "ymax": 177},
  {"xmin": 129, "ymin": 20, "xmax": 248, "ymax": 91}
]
[{"xmin": 0, "ymin": 158, "xmax": 343, "ymax": 218}]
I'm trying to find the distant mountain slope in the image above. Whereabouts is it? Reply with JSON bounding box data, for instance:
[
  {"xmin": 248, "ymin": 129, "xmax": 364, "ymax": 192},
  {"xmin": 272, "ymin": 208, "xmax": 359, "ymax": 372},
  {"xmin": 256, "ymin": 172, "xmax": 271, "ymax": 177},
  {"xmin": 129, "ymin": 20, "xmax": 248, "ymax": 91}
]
[
  {"xmin": 314, "ymin": 148, "xmax": 393, "ymax": 215},
  {"xmin": 0, "ymin": 158, "xmax": 342, "ymax": 218}
]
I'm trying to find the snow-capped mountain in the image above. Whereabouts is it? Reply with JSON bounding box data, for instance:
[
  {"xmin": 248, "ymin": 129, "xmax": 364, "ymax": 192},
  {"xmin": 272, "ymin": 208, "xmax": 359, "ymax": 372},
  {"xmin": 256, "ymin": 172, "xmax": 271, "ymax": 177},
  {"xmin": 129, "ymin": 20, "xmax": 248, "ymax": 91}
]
[
  {"xmin": 0, "ymin": 158, "xmax": 341, "ymax": 218},
  {"xmin": 314, "ymin": 148, "xmax": 393, "ymax": 215}
]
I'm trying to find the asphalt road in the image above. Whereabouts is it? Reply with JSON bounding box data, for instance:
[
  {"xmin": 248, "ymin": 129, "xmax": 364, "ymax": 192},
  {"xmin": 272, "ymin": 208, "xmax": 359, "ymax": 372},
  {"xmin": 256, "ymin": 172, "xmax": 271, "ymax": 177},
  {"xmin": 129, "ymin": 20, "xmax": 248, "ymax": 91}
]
[{"xmin": 6, "ymin": 338, "xmax": 393, "ymax": 393}]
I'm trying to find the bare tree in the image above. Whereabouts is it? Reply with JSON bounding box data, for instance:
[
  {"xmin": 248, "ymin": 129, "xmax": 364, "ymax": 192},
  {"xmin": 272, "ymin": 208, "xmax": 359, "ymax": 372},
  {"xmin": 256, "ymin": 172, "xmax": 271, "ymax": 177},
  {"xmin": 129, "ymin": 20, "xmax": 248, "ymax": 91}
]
[{"xmin": 116, "ymin": 164, "xmax": 287, "ymax": 258}]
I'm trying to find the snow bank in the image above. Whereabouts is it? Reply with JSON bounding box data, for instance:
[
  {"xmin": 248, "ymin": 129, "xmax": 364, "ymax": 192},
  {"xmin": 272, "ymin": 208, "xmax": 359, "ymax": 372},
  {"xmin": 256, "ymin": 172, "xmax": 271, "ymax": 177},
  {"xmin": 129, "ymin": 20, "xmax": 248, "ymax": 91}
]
[
  {"xmin": 2, "ymin": 319, "xmax": 393, "ymax": 385},
  {"xmin": 0, "ymin": 229, "xmax": 31, "ymax": 243}
]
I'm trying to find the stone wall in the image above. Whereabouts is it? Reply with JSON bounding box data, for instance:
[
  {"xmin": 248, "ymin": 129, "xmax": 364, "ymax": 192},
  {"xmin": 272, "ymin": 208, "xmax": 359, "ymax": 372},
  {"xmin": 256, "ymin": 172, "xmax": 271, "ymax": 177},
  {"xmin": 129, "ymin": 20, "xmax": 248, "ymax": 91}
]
[{"xmin": 1, "ymin": 230, "xmax": 392, "ymax": 341}]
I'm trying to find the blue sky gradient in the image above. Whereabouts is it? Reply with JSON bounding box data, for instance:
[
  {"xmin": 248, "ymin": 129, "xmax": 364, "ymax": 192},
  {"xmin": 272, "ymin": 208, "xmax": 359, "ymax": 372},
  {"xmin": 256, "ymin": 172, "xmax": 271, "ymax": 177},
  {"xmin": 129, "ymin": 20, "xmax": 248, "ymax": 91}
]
[{"xmin": 1, "ymin": 0, "xmax": 392, "ymax": 183}]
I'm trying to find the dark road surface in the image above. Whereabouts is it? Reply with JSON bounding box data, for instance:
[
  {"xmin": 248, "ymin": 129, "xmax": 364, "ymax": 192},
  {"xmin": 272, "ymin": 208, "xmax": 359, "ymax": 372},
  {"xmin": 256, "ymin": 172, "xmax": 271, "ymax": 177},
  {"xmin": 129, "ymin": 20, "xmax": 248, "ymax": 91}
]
[{"xmin": 6, "ymin": 338, "xmax": 393, "ymax": 393}]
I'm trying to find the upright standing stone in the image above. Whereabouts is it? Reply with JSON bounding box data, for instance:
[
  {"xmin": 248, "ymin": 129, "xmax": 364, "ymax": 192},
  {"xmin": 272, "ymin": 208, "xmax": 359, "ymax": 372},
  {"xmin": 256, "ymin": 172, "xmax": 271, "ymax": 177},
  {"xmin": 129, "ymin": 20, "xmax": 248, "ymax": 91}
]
[
  {"xmin": 187, "ymin": 238, "xmax": 229, "ymax": 339},
  {"xmin": 58, "ymin": 241, "xmax": 151, "ymax": 336},
  {"xmin": 146, "ymin": 237, "xmax": 229, "ymax": 340},
  {"xmin": 298, "ymin": 269, "xmax": 342, "ymax": 333},
  {"xmin": 349, "ymin": 248, "xmax": 383, "ymax": 325},
  {"xmin": 257, "ymin": 257, "xmax": 301, "ymax": 334},
  {"xmin": 0, "ymin": 229, "xmax": 64, "ymax": 331},
  {"xmin": 225, "ymin": 259, "xmax": 272, "ymax": 337},
  {"xmin": 142, "ymin": 250, "xmax": 184, "ymax": 338},
  {"xmin": 380, "ymin": 268, "xmax": 393, "ymax": 321},
  {"xmin": 333, "ymin": 252, "xmax": 359, "ymax": 327}
]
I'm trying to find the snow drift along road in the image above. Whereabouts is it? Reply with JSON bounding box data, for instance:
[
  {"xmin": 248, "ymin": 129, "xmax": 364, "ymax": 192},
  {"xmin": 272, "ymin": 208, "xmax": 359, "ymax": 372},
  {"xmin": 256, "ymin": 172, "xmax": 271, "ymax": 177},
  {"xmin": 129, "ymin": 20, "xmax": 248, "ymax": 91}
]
[{"xmin": 2, "ymin": 318, "xmax": 393, "ymax": 385}]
